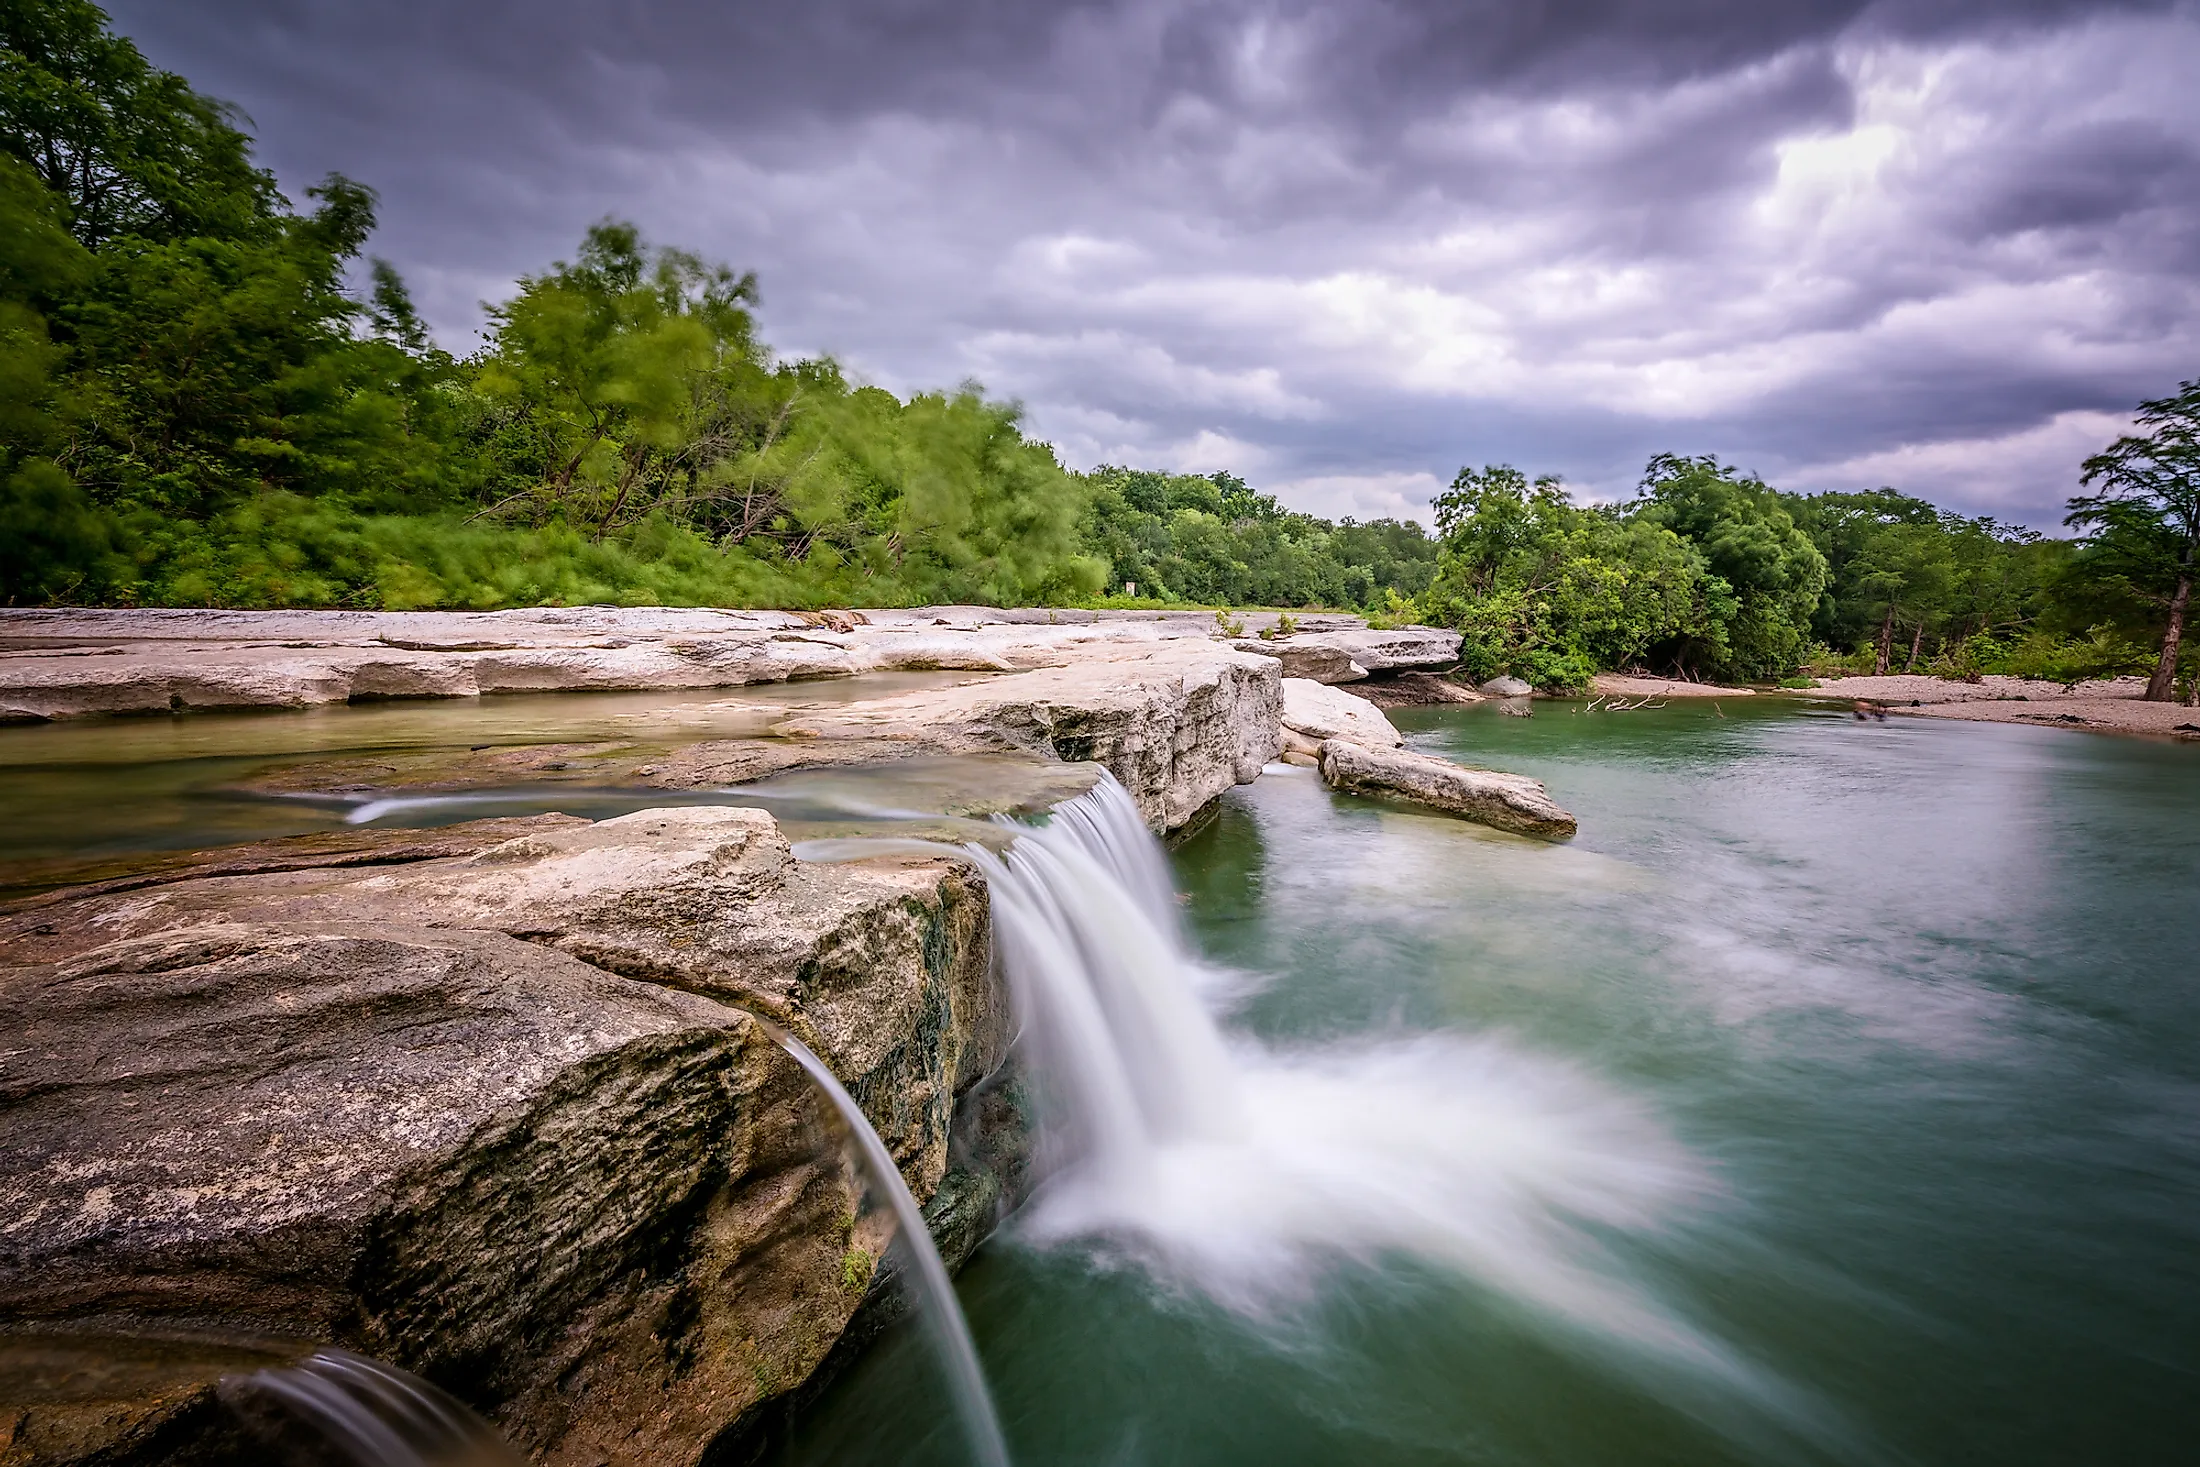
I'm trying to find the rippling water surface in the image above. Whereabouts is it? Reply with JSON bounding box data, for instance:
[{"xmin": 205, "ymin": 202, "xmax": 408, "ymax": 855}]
[{"xmin": 777, "ymin": 700, "xmax": 2200, "ymax": 1467}]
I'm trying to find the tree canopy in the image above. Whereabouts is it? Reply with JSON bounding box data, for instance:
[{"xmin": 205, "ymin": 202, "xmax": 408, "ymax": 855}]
[{"xmin": 2066, "ymin": 380, "xmax": 2200, "ymax": 702}]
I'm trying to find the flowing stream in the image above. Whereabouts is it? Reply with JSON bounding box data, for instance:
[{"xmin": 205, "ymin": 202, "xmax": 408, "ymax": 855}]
[
  {"xmin": 776, "ymin": 701, "xmax": 2200, "ymax": 1467},
  {"xmin": 7, "ymin": 691, "xmax": 2195, "ymax": 1465}
]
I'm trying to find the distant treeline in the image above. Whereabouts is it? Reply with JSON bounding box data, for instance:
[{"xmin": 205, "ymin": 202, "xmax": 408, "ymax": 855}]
[
  {"xmin": 1426, "ymin": 436, "xmax": 2196, "ymax": 700},
  {"xmin": 3, "ymin": 1, "xmax": 2194, "ymax": 700}
]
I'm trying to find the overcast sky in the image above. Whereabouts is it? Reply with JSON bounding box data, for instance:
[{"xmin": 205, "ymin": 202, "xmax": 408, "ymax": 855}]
[{"xmin": 105, "ymin": 0, "xmax": 2200, "ymax": 527}]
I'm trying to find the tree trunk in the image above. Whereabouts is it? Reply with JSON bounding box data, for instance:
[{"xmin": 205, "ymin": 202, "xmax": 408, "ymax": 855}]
[
  {"xmin": 1906, "ymin": 621, "xmax": 1925, "ymax": 672},
  {"xmin": 1874, "ymin": 607, "xmax": 1895, "ymax": 676},
  {"xmin": 2146, "ymin": 561, "xmax": 2191, "ymax": 702}
]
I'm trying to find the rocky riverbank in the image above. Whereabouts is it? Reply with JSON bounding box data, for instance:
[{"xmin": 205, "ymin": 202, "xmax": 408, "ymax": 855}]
[{"xmin": 0, "ymin": 607, "xmax": 1582, "ymax": 1466}]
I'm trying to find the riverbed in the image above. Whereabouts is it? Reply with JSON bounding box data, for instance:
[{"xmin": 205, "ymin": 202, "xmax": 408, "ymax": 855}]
[{"xmin": 771, "ymin": 698, "xmax": 2200, "ymax": 1466}]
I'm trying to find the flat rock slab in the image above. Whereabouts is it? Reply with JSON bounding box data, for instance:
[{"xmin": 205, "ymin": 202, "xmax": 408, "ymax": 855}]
[
  {"xmin": 0, "ymin": 809, "xmax": 1007, "ymax": 1467},
  {"xmin": 0, "ymin": 606, "xmax": 1459, "ymax": 723},
  {"xmin": 1317, "ymin": 739, "xmax": 1577, "ymax": 838},
  {"xmin": 1281, "ymin": 679, "xmax": 1402, "ymax": 762}
]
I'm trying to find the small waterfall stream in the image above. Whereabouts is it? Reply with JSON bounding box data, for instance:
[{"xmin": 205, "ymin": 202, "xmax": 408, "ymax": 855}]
[
  {"xmin": 763, "ymin": 1022, "xmax": 1014, "ymax": 1467},
  {"xmin": 221, "ymin": 1349, "xmax": 520, "ymax": 1466}
]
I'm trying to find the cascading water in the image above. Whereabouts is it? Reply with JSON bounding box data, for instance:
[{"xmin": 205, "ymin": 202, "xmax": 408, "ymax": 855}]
[
  {"xmin": 799, "ymin": 775, "xmax": 1772, "ymax": 1392},
  {"xmin": 763, "ymin": 1022, "xmax": 1014, "ymax": 1467},
  {"xmin": 220, "ymin": 1348, "xmax": 521, "ymax": 1466}
]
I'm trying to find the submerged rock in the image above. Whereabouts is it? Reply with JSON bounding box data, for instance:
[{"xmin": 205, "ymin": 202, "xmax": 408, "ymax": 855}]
[
  {"xmin": 0, "ymin": 810, "xmax": 1012, "ymax": 1467},
  {"xmin": 1316, "ymin": 739, "xmax": 1577, "ymax": 838}
]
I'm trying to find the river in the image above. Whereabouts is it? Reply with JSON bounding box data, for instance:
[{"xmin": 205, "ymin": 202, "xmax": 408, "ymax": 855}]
[{"xmin": 770, "ymin": 699, "xmax": 2200, "ymax": 1467}]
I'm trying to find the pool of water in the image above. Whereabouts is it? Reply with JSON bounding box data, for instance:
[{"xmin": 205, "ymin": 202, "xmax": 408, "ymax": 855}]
[
  {"xmin": 774, "ymin": 699, "xmax": 2200, "ymax": 1466},
  {"xmin": 0, "ymin": 672, "xmax": 994, "ymax": 870}
]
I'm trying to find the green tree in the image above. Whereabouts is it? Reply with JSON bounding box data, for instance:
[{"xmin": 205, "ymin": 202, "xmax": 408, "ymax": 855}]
[
  {"xmin": 0, "ymin": 0, "xmax": 272, "ymax": 247},
  {"xmin": 1419, "ymin": 465, "xmax": 1709, "ymax": 688},
  {"xmin": 2068, "ymin": 381, "xmax": 2200, "ymax": 703},
  {"xmin": 472, "ymin": 219, "xmax": 769, "ymax": 538},
  {"xmin": 0, "ymin": 151, "xmax": 105, "ymax": 602},
  {"xmin": 1632, "ymin": 454, "xmax": 1828, "ymax": 679}
]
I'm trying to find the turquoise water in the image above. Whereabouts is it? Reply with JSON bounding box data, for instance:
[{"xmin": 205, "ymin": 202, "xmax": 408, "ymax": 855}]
[{"xmin": 775, "ymin": 701, "xmax": 2200, "ymax": 1466}]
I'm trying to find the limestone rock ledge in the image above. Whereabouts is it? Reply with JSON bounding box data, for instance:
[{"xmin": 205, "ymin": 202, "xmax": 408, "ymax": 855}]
[
  {"xmin": 1316, "ymin": 739, "xmax": 1578, "ymax": 838},
  {"xmin": 0, "ymin": 606, "xmax": 1456, "ymax": 721},
  {"xmin": 0, "ymin": 810, "xmax": 1010, "ymax": 1467},
  {"xmin": 669, "ymin": 642, "xmax": 1284, "ymax": 833}
]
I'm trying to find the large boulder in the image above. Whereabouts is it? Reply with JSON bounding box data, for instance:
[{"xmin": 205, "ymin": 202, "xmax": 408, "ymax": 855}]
[
  {"xmin": 0, "ymin": 810, "xmax": 1010, "ymax": 1467},
  {"xmin": 1316, "ymin": 739, "xmax": 1577, "ymax": 838},
  {"xmin": 1279, "ymin": 679, "xmax": 1401, "ymax": 762}
]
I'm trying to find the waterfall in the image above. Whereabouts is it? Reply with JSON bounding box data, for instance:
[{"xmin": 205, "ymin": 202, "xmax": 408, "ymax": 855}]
[
  {"xmin": 220, "ymin": 1348, "xmax": 521, "ymax": 1466},
  {"xmin": 800, "ymin": 775, "xmax": 1758, "ymax": 1386},
  {"xmin": 764, "ymin": 1022, "xmax": 1014, "ymax": 1467}
]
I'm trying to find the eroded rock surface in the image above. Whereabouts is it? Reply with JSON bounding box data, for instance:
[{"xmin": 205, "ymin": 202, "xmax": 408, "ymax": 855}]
[
  {"xmin": 1316, "ymin": 739, "xmax": 1577, "ymax": 838},
  {"xmin": 0, "ymin": 810, "xmax": 1010, "ymax": 1467}
]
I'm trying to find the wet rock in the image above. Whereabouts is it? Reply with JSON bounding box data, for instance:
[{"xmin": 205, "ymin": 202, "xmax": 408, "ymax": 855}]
[
  {"xmin": 1316, "ymin": 739, "xmax": 1577, "ymax": 838},
  {"xmin": 1280, "ymin": 679, "xmax": 1402, "ymax": 764},
  {"xmin": 0, "ymin": 811, "xmax": 1008, "ymax": 1467}
]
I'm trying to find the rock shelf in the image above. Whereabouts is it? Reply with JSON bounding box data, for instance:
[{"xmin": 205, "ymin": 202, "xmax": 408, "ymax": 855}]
[
  {"xmin": 0, "ymin": 606, "xmax": 1462, "ymax": 723},
  {"xmin": 0, "ymin": 809, "xmax": 1003, "ymax": 1467}
]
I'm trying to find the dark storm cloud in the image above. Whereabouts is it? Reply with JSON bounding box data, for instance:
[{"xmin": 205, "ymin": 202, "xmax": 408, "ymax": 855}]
[{"xmin": 102, "ymin": 0, "xmax": 2200, "ymax": 524}]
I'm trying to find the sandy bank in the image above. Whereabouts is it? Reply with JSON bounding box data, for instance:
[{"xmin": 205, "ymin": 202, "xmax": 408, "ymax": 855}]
[
  {"xmin": 1591, "ymin": 674, "xmax": 1755, "ymax": 699},
  {"xmin": 1798, "ymin": 674, "xmax": 2199, "ymax": 741}
]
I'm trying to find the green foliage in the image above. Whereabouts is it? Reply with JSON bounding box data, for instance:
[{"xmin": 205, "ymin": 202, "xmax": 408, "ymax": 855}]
[
  {"xmin": 2066, "ymin": 379, "xmax": 2200, "ymax": 700},
  {"xmin": 1788, "ymin": 489, "xmax": 2061, "ymax": 675},
  {"xmin": 1629, "ymin": 454, "xmax": 1829, "ymax": 680},
  {"xmin": 1418, "ymin": 465, "xmax": 1712, "ymax": 689},
  {"xmin": 0, "ymin": 1, "xmax": 1121, "ymax": 609},
  {"xmin": 7, "ymin": 0, "xmax": 2188, "ymax": 666},
  {"xmin": 0, "ymin": 0, "xmax": 273, "ymax": 248},
  {"xmin": 1079, "ymin": 464, "xmax": 1434, "ymax": 611}
]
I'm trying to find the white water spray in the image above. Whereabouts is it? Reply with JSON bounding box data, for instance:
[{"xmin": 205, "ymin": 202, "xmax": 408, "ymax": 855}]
[{"xmin": 801, "ymin": 776, "xmax": 1740, "ymax": 1374}]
